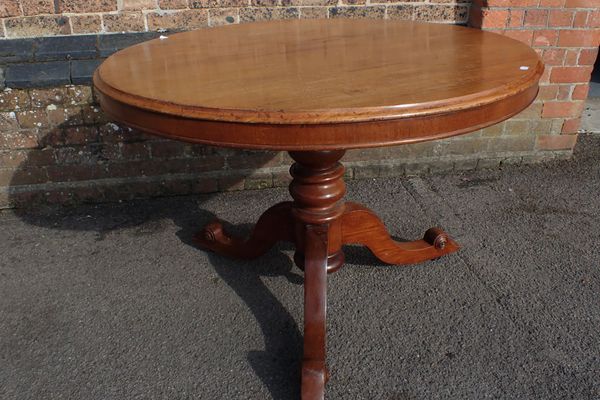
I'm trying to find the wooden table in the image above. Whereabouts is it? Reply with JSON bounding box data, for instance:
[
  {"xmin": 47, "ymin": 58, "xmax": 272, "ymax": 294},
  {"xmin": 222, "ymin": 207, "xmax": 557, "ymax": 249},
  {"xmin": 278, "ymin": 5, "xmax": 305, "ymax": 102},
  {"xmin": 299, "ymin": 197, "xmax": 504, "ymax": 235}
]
[{"xmin": 94, "ymin": 19, "xmax": 543, "ymax": 399}]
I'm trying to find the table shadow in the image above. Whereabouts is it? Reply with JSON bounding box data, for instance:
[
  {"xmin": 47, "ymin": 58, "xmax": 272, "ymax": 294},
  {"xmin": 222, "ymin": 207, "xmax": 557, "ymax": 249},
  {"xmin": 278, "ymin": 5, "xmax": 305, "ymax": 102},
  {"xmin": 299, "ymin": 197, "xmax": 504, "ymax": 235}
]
[{"xmin": 6, "ymin": 116, "xmax": 308, "ymax": 399}]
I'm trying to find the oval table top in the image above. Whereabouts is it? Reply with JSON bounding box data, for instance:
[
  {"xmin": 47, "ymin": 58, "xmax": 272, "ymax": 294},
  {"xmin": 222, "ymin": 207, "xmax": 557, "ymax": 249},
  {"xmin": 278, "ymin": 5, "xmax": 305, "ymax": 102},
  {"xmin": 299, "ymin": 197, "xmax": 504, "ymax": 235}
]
[{"xmin": 93, "ymin": 19, "xmax": 543, "ymax": 150}]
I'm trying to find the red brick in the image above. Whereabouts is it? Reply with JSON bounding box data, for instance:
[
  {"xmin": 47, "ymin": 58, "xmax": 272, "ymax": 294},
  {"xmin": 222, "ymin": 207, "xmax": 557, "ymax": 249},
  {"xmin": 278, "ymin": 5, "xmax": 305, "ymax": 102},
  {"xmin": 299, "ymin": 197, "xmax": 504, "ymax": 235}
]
[
  {"xmin": 542, "ymin": 48, "xmax": 566, "ymax": 65},
  {"xmin": 533, "ymin": 30, "xmax": 558, "ymax": 46},
  {"xmin": 538, "ymin": 84, "xmax": 559, "ymax": 100},
  {"xmin": 539, "ymin": 0, "xmax": 565, "ymax": 6},
  {"xmin": 561, "ymin": 118, "xmax": 581, "ymax": 133},
  {"xmin": 486, "ymin": 0, "xmax": 538, "ymax": 6},
  {"xmin": 0, "ymin": 0, "xmax": 20, "ymax": 18},
  {"xmin": 550, "ymin": 66, "xmax": 593, "ymax": 83},
  {"xmin": 564, "ymin": 49, "xmax": 579, "ymax": 65},
  {"xmin": 536, "ymin": 134, "xmax": 578, "ymax": 151},
  {"xmin": 558, "ymin": 29, "xmax": 600, "ymax": 47},
  {"xmin": 548, "ymin": 10, "xmax": 573, "ymax": 27},
  {"xmin": 542, "ymin": 101, "xmax": 584, "ymax": 117},
  {"xmin": 508, "ymin": 9, "xmax": 524, "ymax": 27},
  {"xmin": 540, "ymin": 67, "xmax": 552, "ymax": 84},
  {"xmin": 590, "ymin": 11, "xmax": 600, "ymax": 27},
  {"xmin": 579, "ymin": 48, "xmax": 599, "ymax": 65},
  {"xmin": 565, "ymin": 0, "xmax": 596, "ymax": 7},
  {"xmin": 504, "ymin": 29, "xmax": 534, "ymax": 45},
  {"xmin": 572, "ymin": 11, "xmax": 588, "ymax": 27},
  {"xmin": 572, "ymin": 84, "xmax": 589, "ymax": 99},
  {"xmin": 524, "ymin": 9, "xmax": 548, "ymax": 27},
  {"xmin": 557, "ymin": 84, "xmax": 572, "ymax": 100},
  {"xmin": 481, "ymin": 9, "xmax": 509, "ymax": 28}
]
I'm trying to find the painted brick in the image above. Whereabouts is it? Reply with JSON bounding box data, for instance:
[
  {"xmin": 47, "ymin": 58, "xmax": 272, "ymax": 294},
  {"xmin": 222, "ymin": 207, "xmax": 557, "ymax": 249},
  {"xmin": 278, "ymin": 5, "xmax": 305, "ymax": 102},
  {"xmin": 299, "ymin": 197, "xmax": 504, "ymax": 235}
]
[
  {"xmin": 550, "ymin": 66, "xmax": 593, "ymax": 83},
  {"xmin": 71, "ymin": 59, "xmax": 103, "ymax": 85},
  {"xmin": 4, "ymin": 61, "xmax": 70, "ymax": 88},
  {"xmin": 98, "ymin": 32, "xmax": 160, "ymax": 57},
  {"xmin": 535, "ymin": 134, "xmax": 578, "ymax": 151},
  {"xmin": 0, "ymin": 38, "xmax": 35, "ymax": 63},
  {"xmin": 35, "ymin": 35, "xmax": 98, "ymax": 61}
]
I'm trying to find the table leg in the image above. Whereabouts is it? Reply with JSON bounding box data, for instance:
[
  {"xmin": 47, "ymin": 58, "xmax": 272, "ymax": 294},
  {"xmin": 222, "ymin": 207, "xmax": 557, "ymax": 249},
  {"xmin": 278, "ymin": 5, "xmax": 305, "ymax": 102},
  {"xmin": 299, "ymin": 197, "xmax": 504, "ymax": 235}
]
[
  {"xmin": 192, "ymin": 150, "xmax": 459, "ymax": 400},
  {"xmin": 341, "ymin": 202, "xmax": 459, "ymax": 265},
  {"xmin": 301, "ymin": 224, "xmax": 329, "ymax": 400},
  {"xmin": 193, "ymin": 201, "xmax": 294, "ymax": 259}
]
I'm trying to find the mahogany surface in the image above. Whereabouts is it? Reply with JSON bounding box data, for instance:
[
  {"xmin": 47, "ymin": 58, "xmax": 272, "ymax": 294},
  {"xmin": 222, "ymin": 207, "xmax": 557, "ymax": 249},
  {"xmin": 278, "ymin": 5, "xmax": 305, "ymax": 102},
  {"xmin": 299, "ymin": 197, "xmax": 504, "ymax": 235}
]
[
  {"xmin": 94, "ymin": 19, "xmax": 542, "ymax": 150},
  {"xmin": 94, "ymin": 19, "xmax": 543, "ymax": 400}
]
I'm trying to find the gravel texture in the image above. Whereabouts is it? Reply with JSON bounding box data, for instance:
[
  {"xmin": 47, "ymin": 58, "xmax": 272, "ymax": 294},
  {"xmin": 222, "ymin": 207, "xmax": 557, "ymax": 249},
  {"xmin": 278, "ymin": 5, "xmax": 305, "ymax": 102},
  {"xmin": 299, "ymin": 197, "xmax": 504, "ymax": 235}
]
[{"xmin": 1, "ymin": 134, "xmax": 599, "ymax": 400}]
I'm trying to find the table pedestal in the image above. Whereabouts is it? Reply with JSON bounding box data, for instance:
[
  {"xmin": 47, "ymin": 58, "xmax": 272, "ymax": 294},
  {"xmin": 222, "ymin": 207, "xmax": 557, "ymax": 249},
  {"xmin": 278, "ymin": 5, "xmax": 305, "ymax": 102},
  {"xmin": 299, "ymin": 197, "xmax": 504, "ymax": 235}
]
[{"xmin": 194, "ymin": 150, "xmax": 459, "ymax": 399}]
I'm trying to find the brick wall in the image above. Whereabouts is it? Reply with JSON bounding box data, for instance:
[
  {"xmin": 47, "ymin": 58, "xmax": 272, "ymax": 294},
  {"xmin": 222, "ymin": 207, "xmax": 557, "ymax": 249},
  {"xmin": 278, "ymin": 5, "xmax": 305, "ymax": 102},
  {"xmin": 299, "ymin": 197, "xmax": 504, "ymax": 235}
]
[
  {"xmin": 470, "ymin": 0, "xmax": 599, "ymax": 148},
  {"xmin": 0, "ymin": 0, "xmax": 598, "ymax": 208}
]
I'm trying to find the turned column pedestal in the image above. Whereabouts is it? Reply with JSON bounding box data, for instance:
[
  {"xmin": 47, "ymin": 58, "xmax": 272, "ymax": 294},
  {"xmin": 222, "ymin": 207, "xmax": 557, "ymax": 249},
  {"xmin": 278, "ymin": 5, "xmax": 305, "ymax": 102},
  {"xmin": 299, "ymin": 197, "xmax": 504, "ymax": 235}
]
[{"xmin": 194, "ymin": 151, "xmax": 459, "ymax": 399}]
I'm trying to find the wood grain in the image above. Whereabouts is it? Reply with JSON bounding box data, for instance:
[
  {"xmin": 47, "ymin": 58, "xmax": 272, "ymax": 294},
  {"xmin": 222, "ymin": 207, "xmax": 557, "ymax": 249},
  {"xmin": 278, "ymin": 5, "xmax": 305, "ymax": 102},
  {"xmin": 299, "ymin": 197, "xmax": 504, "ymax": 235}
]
[{"xmin": 94, "ymin": 19, "xmax": 543, "ymax": 128}]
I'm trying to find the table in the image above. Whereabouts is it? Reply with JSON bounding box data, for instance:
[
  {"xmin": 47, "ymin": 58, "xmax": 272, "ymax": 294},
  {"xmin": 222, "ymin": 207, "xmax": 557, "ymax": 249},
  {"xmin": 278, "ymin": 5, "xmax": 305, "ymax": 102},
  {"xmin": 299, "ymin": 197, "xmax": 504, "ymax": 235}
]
[{"xmin": 94, "ymin": 19, "xmax": 543, "ymax": 399}]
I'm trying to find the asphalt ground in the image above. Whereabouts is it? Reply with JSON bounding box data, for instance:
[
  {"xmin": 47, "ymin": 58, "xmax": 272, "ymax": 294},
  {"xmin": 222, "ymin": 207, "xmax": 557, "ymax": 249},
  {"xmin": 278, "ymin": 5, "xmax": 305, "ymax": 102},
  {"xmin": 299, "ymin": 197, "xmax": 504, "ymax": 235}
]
[{"xmin": 1, "ymin": 134, "xmax": 599, "ymax": 400}]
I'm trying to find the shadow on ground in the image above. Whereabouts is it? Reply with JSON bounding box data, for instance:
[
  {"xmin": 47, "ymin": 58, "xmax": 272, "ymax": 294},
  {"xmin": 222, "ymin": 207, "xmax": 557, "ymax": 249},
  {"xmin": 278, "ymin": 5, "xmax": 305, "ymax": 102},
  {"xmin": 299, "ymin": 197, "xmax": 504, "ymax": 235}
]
[{"xmin": 2, "ymin": 135, "xmax": 600, "ymax": 399}]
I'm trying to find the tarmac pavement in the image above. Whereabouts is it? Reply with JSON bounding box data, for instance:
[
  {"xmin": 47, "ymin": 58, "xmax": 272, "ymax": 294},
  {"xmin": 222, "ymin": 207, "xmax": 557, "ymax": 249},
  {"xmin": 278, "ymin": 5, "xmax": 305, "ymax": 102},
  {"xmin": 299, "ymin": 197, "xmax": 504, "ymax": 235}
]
[{"xmin": 1, "ymin": 134, "xmax": 599, "ymax": 400}]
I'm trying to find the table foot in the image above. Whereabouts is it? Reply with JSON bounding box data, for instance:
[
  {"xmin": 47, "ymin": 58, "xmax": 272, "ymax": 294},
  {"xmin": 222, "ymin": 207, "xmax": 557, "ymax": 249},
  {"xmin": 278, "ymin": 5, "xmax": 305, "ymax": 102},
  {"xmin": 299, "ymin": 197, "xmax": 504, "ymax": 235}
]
[
  {"xmin": 193, "ymin": 201, "xmax": 294, "ymax": 259},
  {"xmin": 192, "ymin": 151, "xmax": 459, "ymax": 400},
  {"xmin": 301, "ymin": 224, "xmax": 329, "ymax": 400},
  {"xmin": 341, "ymin": 202, "xmax": 459, "ymax": 265}
]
